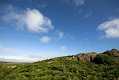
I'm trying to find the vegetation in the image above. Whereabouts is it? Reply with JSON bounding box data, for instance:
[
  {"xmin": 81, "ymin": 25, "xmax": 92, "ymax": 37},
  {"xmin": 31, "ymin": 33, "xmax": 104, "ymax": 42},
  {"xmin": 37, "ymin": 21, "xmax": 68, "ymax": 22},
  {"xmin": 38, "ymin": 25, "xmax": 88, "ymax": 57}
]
[{"xmin": 0, "ymin": 49, "xmax": 119, "ymax": 80}]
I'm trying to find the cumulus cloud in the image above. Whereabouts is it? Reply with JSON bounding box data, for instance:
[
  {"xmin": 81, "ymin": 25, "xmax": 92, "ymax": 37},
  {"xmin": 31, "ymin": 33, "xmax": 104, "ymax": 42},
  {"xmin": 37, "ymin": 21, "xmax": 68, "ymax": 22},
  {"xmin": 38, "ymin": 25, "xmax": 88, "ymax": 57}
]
[
  {"xmin": 2, "ymin": 7, "xmax": 54, "ymax": 33},
  {"xmin": 25, "ymin": 9, "xmax": 53, "ymax": 32},
  {"xmin": 98, "ymin": 18, "xmax": 119, "ymax": 38},
  {"xmin": 40, "ymin": 36, "xmax": 51, "ymax": 43}
]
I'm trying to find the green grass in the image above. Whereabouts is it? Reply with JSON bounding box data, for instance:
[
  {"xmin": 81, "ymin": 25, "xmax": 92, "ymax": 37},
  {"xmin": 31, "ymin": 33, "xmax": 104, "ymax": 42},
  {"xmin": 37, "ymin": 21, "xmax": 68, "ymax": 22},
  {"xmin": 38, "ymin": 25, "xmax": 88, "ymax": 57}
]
[{"xmin": 0, "ymin": 56, "xmax": 119, "ymax": 80}]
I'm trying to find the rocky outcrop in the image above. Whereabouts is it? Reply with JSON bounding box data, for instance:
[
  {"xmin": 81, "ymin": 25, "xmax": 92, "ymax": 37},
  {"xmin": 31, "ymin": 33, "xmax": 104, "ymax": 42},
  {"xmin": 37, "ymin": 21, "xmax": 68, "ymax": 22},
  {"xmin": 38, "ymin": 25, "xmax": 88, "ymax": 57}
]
[
  {"xmin": 103, "ymin": 49, "xmax": 119, "ymax": 57},
  {"xmin": 75, "ymin": 53, "xmax": 97, "ymax": 62},
  {"xmin": 72, "ymin": 49, "xmax": 119, "ymax": 63}
]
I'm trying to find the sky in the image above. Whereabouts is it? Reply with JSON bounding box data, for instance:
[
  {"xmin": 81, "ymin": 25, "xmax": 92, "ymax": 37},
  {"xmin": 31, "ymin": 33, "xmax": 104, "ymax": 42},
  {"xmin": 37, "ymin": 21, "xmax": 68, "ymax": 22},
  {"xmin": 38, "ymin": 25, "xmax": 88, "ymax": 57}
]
[{"xmin": 0, "ymin": 0, "xmax": 119, "ymax": 62}]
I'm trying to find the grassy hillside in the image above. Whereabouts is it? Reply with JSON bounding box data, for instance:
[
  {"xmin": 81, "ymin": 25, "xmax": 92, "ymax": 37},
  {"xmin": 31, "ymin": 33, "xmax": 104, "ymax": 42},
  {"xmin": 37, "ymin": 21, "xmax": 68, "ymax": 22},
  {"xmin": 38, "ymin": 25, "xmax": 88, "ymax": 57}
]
[{"xmin": 0, "ymin": 49, "xmax": 119, "ymax": 80}]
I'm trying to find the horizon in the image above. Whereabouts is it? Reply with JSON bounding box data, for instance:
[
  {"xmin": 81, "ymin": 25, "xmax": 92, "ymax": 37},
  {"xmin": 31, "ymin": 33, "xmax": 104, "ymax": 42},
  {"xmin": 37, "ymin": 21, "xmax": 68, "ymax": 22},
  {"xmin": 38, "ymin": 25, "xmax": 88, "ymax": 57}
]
[{"xmin": 0, "ymin": 0, "xmax": 119, "ymax": 62}]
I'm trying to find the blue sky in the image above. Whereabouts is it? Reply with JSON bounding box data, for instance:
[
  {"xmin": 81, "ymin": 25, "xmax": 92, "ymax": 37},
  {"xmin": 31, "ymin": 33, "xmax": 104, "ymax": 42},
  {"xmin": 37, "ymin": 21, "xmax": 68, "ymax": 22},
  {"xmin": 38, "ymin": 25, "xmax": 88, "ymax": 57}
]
[{"xmin": 0, "ymin": 0, "xmax": 119, "ymax": 62}]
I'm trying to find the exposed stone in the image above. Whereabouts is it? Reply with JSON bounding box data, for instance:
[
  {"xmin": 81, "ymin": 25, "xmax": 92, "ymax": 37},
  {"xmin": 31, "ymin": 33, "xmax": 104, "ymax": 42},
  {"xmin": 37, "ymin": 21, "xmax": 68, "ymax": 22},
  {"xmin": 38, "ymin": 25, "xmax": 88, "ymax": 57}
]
[
  {"xmin": 76, "ymin": 53, "xmax": 97, "ymax": 62},
  {"xmin": 103, "ymin": 49, "xmax": 119, "ymax": 57}
]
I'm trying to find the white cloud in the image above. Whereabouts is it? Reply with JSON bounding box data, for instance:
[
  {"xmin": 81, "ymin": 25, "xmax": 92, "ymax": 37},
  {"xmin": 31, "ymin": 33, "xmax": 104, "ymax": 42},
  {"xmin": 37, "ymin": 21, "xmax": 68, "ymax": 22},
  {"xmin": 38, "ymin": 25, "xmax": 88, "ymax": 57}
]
[
  {"xmin": 83, "ymin": 11, "xmax": 92, "ymax": 18},
  {"xmin": 0, "ymin": 56, "xmax": 40, "ymax": 63},
  {"xmin": 0, "ymin": 47, "xmax": 17, "ymax": 54},
  {"xmin": 40, "ymin": 36, "xmax": 51, "ymax": 43},
  {"xmin": 58, "ymin": 31, "xmax": 64, "ymax": 39},
  {"xmin": 98, "ymin": 18, "xmax": 119, "ymax": 38},
  {"xmin": 61, "ymin": 46, "xmax": 68, "ymax": 51},
  {"xmin": 0, "ymin": 47, "xmax": 44, "ymax": 63},
  {"xmin": 25, "ymin": 9, "xmax": 53, "ymax": 32},
  {"xmin": 2, "ymin": 7, "xmax": 54, "ymax": 33},
  {"xmin": 62, "ymin": 0, "xmax": 85, "ymax": 7},
  {"xmin": 73, "ymin": 0, "xmax": 85, "ymax": 6},
  {"xmin": 0, "ymin": 48, "xmax": 37, "ymax": 63}
]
